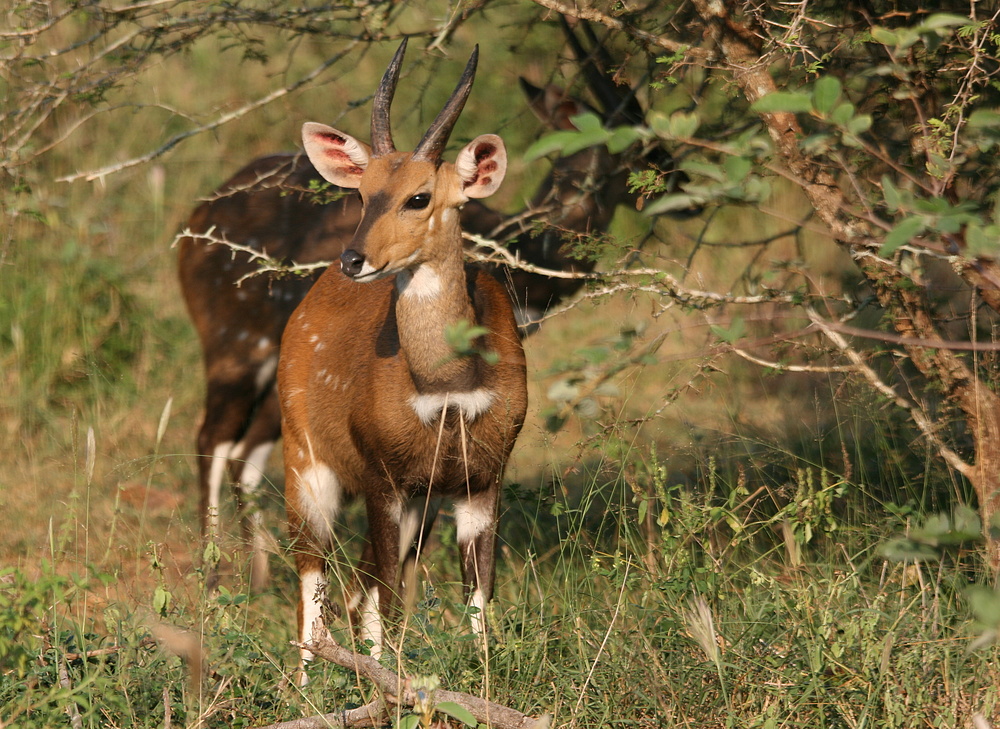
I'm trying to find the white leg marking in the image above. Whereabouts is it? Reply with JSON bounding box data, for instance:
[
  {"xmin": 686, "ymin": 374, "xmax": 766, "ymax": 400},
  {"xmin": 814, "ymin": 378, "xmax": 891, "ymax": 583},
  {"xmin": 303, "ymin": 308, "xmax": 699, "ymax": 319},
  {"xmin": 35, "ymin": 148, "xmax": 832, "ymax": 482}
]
[
  {"xmin": 454, "ymin": 498, "xmax": 493, "ymax": 545},
  {"xmin": 398, "ymin": 500, "xmax": 423, "ymax": 565},
  {"xmin": 299, "ymin": 568, "xmax": 327, "ymax": 665},
  {"xmin": 469, "ymin": 587, "xmax": 487, "ymax": 636},
  {"xmin": 254, "ymin": 354, "xmax": 279, "ymax": 393},
  {"xmin": 235, "ymin": 441, "xmax": 274, "ymax": 497},
  {"xmin": 295, "ymin": 463, "xmax": 341, "ymax": 545},
  {"xmin": 207, "ymin": 441, "xmax": 235, "ymax": 535},
  {"xmin": 359, "ymin": 586, "xmax": 383, "ymax": 660}
]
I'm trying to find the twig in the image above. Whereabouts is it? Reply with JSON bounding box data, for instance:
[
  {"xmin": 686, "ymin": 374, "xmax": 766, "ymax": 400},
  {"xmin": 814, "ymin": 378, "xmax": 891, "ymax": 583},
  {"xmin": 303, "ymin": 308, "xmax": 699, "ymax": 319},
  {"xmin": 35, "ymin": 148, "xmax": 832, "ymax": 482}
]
[
  {"xmin": 251, "ymin": 632, "xmax": 550, "ymax": 729},
  {"xmin": 250, "ymin": 700, "xmax": 386, "ymax": 729},
  {"xmin": 806, "ymin": 307, "xmax": 972, "ymax": 479},
  {"xmin": 526, "ymin": 0, "xmax": 709, "ymax": 58},
  {"xmin": 58, "ymin": 43, "xmax": 360, "ymax": 183}
]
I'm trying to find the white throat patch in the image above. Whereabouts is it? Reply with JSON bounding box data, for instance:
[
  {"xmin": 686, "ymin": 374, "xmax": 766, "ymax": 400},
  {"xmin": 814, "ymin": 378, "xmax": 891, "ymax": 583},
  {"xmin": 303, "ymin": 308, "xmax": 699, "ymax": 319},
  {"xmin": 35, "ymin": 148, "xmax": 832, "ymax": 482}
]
[
  {"xmin": 410, "ymin": 389, "xmax": 495, "ymax": 425},
  {"xmin": 398, "ymin": 265, "xmax": 442, "ymax": 301}
]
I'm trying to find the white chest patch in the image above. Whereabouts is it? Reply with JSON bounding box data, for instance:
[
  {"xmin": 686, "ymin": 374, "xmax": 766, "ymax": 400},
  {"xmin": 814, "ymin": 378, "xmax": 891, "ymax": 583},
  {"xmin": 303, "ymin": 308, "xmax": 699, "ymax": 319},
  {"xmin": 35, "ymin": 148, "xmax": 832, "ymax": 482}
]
[{"xmin": 410, "ymin": 389, "xmax": 495, "ymax": 425}]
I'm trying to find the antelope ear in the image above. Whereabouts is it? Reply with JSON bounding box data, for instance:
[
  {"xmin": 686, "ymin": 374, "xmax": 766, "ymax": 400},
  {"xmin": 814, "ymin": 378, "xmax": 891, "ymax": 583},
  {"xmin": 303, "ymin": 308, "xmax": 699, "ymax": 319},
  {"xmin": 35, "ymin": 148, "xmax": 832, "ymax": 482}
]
[
  {"xmin": 302, "ymin": 122, "xmax": 371, "ymax": 189},
  {"xmin": 455, "ymin": 134, "xmax": 506, "ymax": 199}
]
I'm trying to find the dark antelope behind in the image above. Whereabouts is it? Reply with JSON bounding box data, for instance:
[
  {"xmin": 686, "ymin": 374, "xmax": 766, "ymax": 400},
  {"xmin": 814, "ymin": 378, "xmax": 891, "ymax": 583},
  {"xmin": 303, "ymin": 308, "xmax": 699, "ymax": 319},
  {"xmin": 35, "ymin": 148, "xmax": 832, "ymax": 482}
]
[
  {"xmin": 278, "ymin": 40, "xmax": 527, "ymax": 666},
  {"xmin": 176, "ymin": 20, "xmax": 688, "ymax": 592}
]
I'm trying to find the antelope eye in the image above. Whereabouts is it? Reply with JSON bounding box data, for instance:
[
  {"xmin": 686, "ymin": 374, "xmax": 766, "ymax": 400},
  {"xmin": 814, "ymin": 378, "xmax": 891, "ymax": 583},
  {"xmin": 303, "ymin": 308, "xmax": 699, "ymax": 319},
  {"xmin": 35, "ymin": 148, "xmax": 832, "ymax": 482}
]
[{"xmin": 405, "ymin": 193, "xmax": 431, "ymax": 210}]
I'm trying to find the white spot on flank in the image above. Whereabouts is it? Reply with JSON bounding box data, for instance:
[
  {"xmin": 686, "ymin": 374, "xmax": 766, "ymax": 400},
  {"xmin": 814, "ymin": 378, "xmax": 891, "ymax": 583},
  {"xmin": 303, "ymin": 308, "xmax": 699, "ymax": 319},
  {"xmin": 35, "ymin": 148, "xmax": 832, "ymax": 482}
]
[
  {"xmin": 410, "ymin": 389, "xmax": 495, "ymax": 425},
  {"xmin": 397, "ymin": 264, "xmax": 442, "ymax": 301},
  {"xmin": 314, "ymin": 340, "xmax": 325, "ymax": 352}
]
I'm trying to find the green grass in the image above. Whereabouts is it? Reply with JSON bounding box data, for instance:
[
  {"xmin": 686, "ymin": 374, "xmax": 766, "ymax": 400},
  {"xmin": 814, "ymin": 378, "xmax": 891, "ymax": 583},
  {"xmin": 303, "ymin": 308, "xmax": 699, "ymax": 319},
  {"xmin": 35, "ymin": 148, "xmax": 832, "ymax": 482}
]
[
  {"xmin": 3, "ymin": 437, "xmax": 999, "ymax": 727},
  {"xmin": 3, "ymin": 2, "xmax": 1000, "ymax": 727}
]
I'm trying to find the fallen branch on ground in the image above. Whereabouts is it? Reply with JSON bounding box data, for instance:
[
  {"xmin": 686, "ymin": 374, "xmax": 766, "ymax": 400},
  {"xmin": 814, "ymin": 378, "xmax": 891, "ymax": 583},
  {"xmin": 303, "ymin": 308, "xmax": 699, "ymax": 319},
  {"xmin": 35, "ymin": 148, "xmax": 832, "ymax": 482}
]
[{"xmin": 251, "ymin": 631, "xmax": 550, "ymax": 729}]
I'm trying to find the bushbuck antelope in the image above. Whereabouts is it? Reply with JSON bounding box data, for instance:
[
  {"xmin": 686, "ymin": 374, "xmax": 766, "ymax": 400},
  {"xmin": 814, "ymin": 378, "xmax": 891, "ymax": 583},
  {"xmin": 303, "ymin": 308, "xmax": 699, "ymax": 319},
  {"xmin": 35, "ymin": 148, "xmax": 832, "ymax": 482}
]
[
  {"xmin": 278, "ymin": 41, "xmax": 527, "ymax": 664},
  {"xmin": 176, "ymin": 21, "xmax": 688, "ymax": 593}
]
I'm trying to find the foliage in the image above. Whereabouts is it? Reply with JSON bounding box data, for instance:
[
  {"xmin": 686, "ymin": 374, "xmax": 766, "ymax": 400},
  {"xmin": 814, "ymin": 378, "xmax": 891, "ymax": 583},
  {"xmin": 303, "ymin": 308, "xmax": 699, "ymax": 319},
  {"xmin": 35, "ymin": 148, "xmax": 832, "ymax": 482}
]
[{"xmin": 5, "ymin": 0, "xmax": 1000, "ymax": 726}]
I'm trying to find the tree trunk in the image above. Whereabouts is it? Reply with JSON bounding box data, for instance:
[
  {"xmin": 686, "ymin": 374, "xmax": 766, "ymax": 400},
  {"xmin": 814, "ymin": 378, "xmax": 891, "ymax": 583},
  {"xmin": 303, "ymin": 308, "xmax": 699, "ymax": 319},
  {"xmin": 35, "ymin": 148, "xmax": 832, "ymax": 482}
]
[{"xmin": 690, "ymin": 0, "xmax": 1000, "ymax": 570}]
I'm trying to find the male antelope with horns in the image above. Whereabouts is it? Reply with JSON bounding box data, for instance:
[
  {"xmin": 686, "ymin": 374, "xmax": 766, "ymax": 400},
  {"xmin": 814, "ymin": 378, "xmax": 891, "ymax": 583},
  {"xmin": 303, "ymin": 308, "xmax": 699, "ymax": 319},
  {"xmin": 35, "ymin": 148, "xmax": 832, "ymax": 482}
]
[{"xmin": 278, "ymin": 40, "xmax": 527, "ymax": 666}]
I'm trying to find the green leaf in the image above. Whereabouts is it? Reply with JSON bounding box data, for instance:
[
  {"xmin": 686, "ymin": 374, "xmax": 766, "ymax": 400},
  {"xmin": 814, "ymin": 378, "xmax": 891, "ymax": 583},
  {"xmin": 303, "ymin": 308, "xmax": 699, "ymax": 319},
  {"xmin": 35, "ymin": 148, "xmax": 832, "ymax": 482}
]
[
  {"xmin": 879, "ymin": 537, "xmax": 941, "ymax": 562},
  {"xmin": 879, "ymin": 216, "xmax": 925, "ymax": 255},
  {"xmin": 648, "ymin": 111, "xmax": 672, "ymax": 137},
  {"xmin": 723, "ymin": 156, "xmax": 752, "ymax": 182},
  {"xmin": 968, "ymin": 586, "xmax": 1000, "ymax": 628},
  {"xmin": 396, "ymin": 715, "xmax": 421, "ymax": 729},
  {"xmin": 846, "ymin": 114, "xmax": 872, "ymax": 135},
  {"xmin": 881, "ymin": 175, "xmax": 901, "ymax": 212},
  {"xmin": 436, "ymin": 702, "xmax": 478, "ymax": 727},
  {"xmin": 606, "ymin": 125, "xmax": 643, "ymax": 153},
  {"xmin": 153, "ymin": 586, "xmax": 172, "ymax": 616},
  {"xmin": 680, "ymin": 159, "xmax": 726, "ymax": 182},
  {"xmin": 668, "ymin": 111, "xmax": 700, "ymax": 139},
  {"xmin": 918, "ymin": 13, "xmax": 970, "ymax": 31},
  {"xmin": 569, "ymin": 112, "xmax": 604, "ymax": 134},
  {"xmin": 203, "ymin": 540, "xmax": 221, "ymax": 567},
  {"xmin": 812, "ymin": 76, "xmax": 841, "ymax": 115},
  {"xmin": 966, "ymin": 223, "xmax": 1000, "ymax": 256},
  {"xmin": 561, "ymin": 127, "xmax": 611, "ymax": 156},
  {"xmin": 524, "ymin": 131, "xmax": 576, "ymax": 161},
  {"xmin": 829, "ymin": 102, "xmax": 856, "ymax": 127},
  {"xmin": 710, "ymin": 317, "xmax": 745, "ymax": 344},
  {"xmin": 968, "ymin": 109, "xmax": 1000, "ymax": 129},
  {"xmin": 870, "ymin": 27, "xmax": 899, "ymax": 46},
  {"xmin": 751, "ymin": 92, "xmax": 813, "ymax": 114},
  {"xmin": 643, "ymin": 193, "xmax": 706, "ymax": 216}
]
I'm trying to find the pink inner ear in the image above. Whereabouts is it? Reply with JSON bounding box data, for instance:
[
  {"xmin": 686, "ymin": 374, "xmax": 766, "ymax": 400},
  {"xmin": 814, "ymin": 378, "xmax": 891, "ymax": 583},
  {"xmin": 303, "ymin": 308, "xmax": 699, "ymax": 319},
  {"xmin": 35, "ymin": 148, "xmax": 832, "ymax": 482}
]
[
  {"xmin": 464, "ymin": 144, "xmax": 497, "ymax": 188},
  {"xmin": 315, "ymin": 132, "xmax": 362, "ymax": 174},
  {"xmin": 323, "ymin": 149, "xmax": 362, "ymax": 175}
]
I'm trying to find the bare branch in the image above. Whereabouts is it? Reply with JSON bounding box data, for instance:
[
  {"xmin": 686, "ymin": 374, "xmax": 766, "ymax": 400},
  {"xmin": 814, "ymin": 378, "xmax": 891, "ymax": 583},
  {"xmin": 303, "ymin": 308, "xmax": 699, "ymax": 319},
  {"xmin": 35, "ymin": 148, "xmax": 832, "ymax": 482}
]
[
  {"xmin": 58, "ymin": 43, "xmax": 360, "ymax": 182},
  {"xmin": 526, "ymin": 0, "xmax": 709, "ymax": 58},
  {"xmin": 806, "ymin": 308, "xmax": 972, "ymax": 479},
  {"xmin": 260, "ymin": 633, "xmax": 551, "ymax": 729}
]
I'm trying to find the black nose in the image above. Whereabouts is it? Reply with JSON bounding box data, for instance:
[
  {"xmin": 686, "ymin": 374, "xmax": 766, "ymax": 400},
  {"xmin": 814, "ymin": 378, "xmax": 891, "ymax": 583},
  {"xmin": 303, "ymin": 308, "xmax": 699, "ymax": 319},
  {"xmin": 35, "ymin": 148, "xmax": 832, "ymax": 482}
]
[{"xmin": 341, "ymin": 249, "xmax": 365, "ymax": 277}]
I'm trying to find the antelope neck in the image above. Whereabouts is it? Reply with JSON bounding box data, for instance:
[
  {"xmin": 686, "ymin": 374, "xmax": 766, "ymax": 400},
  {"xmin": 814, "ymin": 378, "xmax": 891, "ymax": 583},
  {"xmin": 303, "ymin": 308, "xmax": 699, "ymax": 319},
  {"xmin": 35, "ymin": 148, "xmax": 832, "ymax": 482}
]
[{"xmin": 395, "ymin": 244, "xmax": 481, "ymax": 394}]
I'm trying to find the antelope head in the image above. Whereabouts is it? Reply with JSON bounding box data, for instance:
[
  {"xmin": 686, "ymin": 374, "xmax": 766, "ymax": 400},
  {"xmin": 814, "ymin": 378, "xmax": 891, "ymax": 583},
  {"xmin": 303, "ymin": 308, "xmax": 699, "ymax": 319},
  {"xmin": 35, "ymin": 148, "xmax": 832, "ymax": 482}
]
[{"xmin": 301, "ymin": 40, "xmax": 507, "ymax": 284}]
